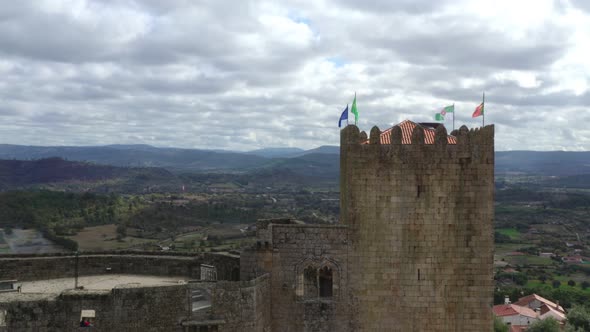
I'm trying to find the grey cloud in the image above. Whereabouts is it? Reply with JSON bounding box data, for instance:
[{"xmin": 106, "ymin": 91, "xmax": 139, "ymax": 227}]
[
  {"xmin": 0, "ymin": 0, "xmax": 587, "ymax": 151},
  {"xmin": 335, "ymin": 0, "xmax": 449, "ymax": 14},
  {"xmin": 569, "ymin": 0, "xmax": 590, "ymax": 12}
]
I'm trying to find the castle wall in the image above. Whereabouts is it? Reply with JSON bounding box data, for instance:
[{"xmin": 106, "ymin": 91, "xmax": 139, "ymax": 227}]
[
  {"xmin": 212, "ymin": 274, "xmax": 271, "ymax": 332},
  {"xmin": 0, "ymin": 252, "xmax": 239, "ymax": 281},
  {"xmin": 0, "ymin": 284, "xmax": 189, "ymax": 332},
  {"xmin": 339, "ymin": 125, "xmax": 495, "ymax": 331},
  {"xmin": 267, "ymin": 224, "xmax": 350, "ymax": 332}
]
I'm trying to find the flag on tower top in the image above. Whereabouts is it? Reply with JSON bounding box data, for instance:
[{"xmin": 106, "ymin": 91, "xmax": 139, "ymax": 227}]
[
  {"xmin": 350, "ymin": 93, "xmax": 359, "ymax": 125},
  {"xmin": 338, "ymin": 105, "xmax": 349, "ymax": 128},
  {"xmin": 472, "ymin": 102, "xmax": 484, "ymax": 118},
  {"xmin": 441, "ymin": 105, "xmax": 454, "ymax": 116}
]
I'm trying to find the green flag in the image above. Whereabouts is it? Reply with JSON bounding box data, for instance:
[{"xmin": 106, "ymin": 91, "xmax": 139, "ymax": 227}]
[
  {"xmin": 435, "ymin": 113, "xmax": 444, "ymax": 121},
  {"xmin": 350, "ymin": 93, "xmax": 358, "ymax": 125},
  {"xmin": 441, "ymin": 105, "xmax": 454, "ymax": 114}
]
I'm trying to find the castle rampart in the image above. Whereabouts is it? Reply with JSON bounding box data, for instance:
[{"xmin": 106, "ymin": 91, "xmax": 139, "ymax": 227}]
[
  {"xmin": 0, "ymin": 284, "xmax": 189, "ymax": 332},
  {"xmin": 0, "ymin": 251, "xmax": 240, "ymax": 282}
]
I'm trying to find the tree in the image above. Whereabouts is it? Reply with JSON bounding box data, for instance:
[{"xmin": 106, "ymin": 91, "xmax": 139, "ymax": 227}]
[
  {"xmin": 116, "ymin": 224, "xmax": 127, "ymax": 238},
  {"xmin": 566, "ymin": 305, "xmax": 590, "ymax": 331},
  {"xmin": 564, "ymin": 326, "xmax": 585, "ymax": 332},
  {"xmin": 568, "ymin": 280, "xmax": 576, "ymax": 287},
  {"xmin": 526, "ymin": 317, "xmax": 560, "ymax": 332},
  {"xmin": 552, "ymin": 280, "xmax": 561, "ymax": 289},
  {"xmin": 581, "ymin": 281, "xmax": 590, "ymax": 290},
  {"xmin": 493, "ymin": 316, "xmax": 509, "ymax": 332}
]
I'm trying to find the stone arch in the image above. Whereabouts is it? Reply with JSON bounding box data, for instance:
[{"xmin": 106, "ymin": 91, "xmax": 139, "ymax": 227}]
[
  {"xmin": 319, "ymin": 266, "xmax": 333, "ymax": 297},
  {"xmin": 231, "ymin": 267, "xmax": 240, "ymax": 281},
  {"xmin": 303, "ymin": 266, "xmax": 318, "ymax": 297},
  {"xmin": 294, "ymin": 257, "xmax": 341, "ymax": 300}
]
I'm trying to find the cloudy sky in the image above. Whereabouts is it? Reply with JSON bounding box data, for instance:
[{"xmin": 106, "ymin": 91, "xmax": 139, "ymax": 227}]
[{"xmin": 0, "ymin": 0, "xmax": 589, "ymax": 151}]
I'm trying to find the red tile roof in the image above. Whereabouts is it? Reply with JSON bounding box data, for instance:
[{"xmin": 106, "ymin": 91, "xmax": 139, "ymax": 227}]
[
  {"xmin": 493, "ymin": 304, "xmax": 538, "ymax": 318},
  {"xmin": 540, "ymin": 304, "xmax": 567, "ymax": 321},
  {"xmin": 514, "ymin": 294, "xmax": 565, "ymax": 313},
  {"xmin": 510, "ymin": 325, "xmax": 528, "ymax": 332},
  {"xmin": 370, "ymin": 120, "xmax": 457, "ymax": 145}
]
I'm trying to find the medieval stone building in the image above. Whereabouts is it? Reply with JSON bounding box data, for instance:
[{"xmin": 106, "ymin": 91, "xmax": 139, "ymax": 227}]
[
  {"xmin": 240, "ymin": 120, "xmax": 495, "ymax": 331},
  {"xmin": 0, "ymin": 120, "xmax": 494, "ymax": 331}
]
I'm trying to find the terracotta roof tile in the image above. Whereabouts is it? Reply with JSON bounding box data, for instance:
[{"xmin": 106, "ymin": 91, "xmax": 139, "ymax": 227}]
[
  {"xmin": 510, "ymin": 325, "xmax": 528, "ymax": 332},
  {"xmin": 514, "ymin": 294, "xmax": 565, "ymax": 313},
  {"xmin": 540, "ymin": 304, "xmax": 567, "ymax": 320},
  {"xmin": 493, "ymin": 304, "xmax": 538, "ymax": 318},
  {"xmin": 366, "ymin": 120, "xmax": 457, "ymax": 145}
]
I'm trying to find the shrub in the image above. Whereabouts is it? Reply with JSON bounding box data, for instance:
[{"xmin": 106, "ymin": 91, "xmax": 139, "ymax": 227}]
[
  {"xmin": 526, "ymin": 317, "xmax": 559, "ymax": 332},
  {"xmin": 566, "ymin": 305, "xmax": 590, "ymax": 331},
  {"xmin": 493, "ymin": 316, "xmax": 508, "ymax": 332}
]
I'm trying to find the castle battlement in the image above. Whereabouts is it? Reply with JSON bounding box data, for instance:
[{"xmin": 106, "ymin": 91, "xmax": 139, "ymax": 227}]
[{"xmin": 341, "ymin": 122, "xmax": 494, "ymax": 165}]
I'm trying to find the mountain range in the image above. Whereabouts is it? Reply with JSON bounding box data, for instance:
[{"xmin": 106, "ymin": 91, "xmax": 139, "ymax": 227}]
[{"xmin": 1, "ymin": 144, "xmax": 590, "ymax": 183}]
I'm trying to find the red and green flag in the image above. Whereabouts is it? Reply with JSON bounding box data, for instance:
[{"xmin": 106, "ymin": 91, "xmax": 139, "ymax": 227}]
[
  {"xmin": 435, "ymin": 104, "xmax": 453, "ymax": 121},
  {"xmin": 472, "ymin": 102, "xmax": 484, "ymax": 118},
  {"xmin": 440, "ymin": 104, "xmax": 454, "ymax": 116}
]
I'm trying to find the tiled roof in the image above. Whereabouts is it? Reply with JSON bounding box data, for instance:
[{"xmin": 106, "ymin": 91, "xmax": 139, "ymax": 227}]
[
  {"xmin": 372, "ymin": 120, "xmax": 457, "ymax": 145},
  {"xmin": 540, "ymin": 304, "xmax": 567, "ymax": 321},
  {"xmin": 510, "ymin": 325, "xmax": 528, "ymax": 332},
  {"xmin": 493, "ymin": 304, "xmax": 538, "ymax": 318},
  {"xmin": 514, "ymin": 294, "xmax": 565, "ymax": 313}
]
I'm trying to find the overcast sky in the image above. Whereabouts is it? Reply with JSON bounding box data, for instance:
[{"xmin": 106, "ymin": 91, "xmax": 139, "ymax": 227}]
[{"xmin": 0, "ymin": 0, "xmax": 589, "ymax": 151}]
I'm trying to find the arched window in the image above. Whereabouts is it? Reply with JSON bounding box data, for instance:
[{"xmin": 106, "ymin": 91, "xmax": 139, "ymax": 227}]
[
  {"xmin": 304, "ymin": 266, "xmax": 318, "ymax": 297},
  {"xmin": 231, "ymin": 267, "xmax": 240, "ymax": 281},
  {"xmin": 319, "ymin": 266, "xmax": 333, "ymax": 297},
  {"xmin": 296, "ymin": 261, "xmax": 339, "ymax": 300}
]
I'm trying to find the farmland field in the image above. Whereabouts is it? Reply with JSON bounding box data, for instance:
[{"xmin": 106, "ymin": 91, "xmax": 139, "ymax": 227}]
[
  {"xmin": 497, "ymin": 228, "xmax": 521, "ymax": 240},
  {"xmin": 67, "ymin": 224, "xmax": 157, "ymax": 251}
]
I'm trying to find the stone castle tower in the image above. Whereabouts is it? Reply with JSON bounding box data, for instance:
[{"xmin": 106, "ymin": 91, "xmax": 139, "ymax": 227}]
[
  {"xmin": 239, "ymin": 120, "xmax": 495, "ymax": 331},
  {"xmin": 340, "ymin": 122, "xmax": 495, "ymax": 331}
]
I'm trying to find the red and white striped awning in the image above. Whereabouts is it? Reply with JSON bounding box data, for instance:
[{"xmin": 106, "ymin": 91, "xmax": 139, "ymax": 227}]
[{"xmin": 368, "ymin": 120, "xmax": 457, "ymax": 145}]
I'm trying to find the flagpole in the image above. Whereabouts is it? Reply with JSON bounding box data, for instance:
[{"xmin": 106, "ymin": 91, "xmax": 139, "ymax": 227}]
[
  {"xmin": 453, "ymin": 103, "xmax": 456, "ymax": 130},
  {"xmin": 482, "ymin": 92, "xmax": 485, "ymax": 127},
  {"xmin": 354, "ymin": 92, "xmax": 357, "ymax": 125}
]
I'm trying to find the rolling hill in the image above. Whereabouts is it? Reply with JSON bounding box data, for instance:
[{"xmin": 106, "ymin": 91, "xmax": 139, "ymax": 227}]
[
  {"xmin": 0, "ymin": 144, "xmax": 269, "ymax": 172},
  {"xmin": 2, "ymin": 144, "xmax": 590, "ymax": 180},
  {"xmin": 0, "ymin": 158, "xmax": 176, "ymax": 191}
]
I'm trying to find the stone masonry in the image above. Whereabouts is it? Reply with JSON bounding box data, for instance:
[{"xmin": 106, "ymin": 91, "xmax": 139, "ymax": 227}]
[
  {"xmin": 243, "ymin": 122, "xmax": 495, "ymax": 331},
  {"xmin": 340, "ymin": 124, "xmax": 495, "ymax": 331}
]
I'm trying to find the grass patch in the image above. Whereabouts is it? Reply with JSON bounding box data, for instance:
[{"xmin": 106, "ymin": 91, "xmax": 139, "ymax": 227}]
[
  {"xmin": 174, "ymin": 232, "xmax": 204, "ymax": 242},
  {"xmin": 68, "ymin": 224, "xmax": 157, "ymax": 251},
  {"xmin": 497, "ymin": 228, "xmax": 521, "ymax": 240},
  {"xmin": 506, "ymin": 255, "xmax": 554, "ymax": 266},
  {"xmin": 495, "ymin": 243, "xmax": 534, "ymax": 255},
  {"xmin": 526, "ymin": 280, "xmax": 590, "ymax": 295}
]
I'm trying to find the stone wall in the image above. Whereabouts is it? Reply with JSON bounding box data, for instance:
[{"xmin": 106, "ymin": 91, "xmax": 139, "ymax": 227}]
[
  {"xmin": 267, "ymin": 224, "xmax": 350, "ymax": 332},
  {"xmin": 0, "ymin": 252, "xmax": 239, "ymax": 282},
  {"xmin": 0, "ymin": 284, "xmax": 189, "ymax": 332},
  {"xmin": 211, "ymin": 274, "xmax": 271, "ymax": 332},
  {"xmin": 339, "ymin": 124, "xmax": 495, "ymax": 331}
]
